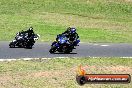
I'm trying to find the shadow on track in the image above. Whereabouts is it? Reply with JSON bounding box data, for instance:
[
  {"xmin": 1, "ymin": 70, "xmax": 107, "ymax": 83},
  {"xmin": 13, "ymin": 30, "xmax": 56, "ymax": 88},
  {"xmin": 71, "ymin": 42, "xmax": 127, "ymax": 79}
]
[
  {"xmin": 50, "ymin": 52, "xmax": 77, "ymax": 54},
  {"xmin": 9, "ymin": 47, "xmax": 35, "ymax": 49}
]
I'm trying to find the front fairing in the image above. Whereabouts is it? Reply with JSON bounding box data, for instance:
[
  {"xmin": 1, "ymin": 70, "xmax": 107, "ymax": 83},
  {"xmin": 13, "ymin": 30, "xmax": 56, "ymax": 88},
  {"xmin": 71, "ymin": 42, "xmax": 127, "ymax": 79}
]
[
  {"xmin": 52, "ymin": 35, "xmax": 70, "ymax": 50},
  {"xmin": 58, "ymin": 35, "xmax": 68, "ymax": 44},
  {"xmin": 33, "ymin": 34, "xmax": 40, "ymax": 41},
  {"xmin": 58, "ymin": 39, "xmax": 67, "ymax": 44}
]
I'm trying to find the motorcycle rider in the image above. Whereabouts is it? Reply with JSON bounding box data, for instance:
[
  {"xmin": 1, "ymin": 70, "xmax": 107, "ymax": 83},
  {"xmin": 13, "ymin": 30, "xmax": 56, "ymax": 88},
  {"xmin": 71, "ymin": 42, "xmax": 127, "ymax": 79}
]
[
  {"xmin": 18, "ymin": 27, "xmax": 34, "ymax": 38},
  {"xmin": 62, "ymin": 27, "xmax": 71, "ymax": 35},
  {"xmin": 55, "ymin": 27, "xmax": 79, "ymax": 46},
  {"xmin": 24, "ymin": 27, "xmax": 35, "ymax": 38},
  {"xmin": 15, "ymin": 27, "xmax": 35, "ymax": 43},
  {"xmin": 64, "ymin": 27, "xmax": 79, "ymax": 46}
]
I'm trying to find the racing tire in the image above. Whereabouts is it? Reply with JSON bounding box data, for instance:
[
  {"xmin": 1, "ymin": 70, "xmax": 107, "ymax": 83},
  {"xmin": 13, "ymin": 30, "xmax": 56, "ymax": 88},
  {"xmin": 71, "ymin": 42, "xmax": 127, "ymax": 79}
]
[
  {"xmin": 25, "ymin": 41, "xmax": 34, "ymax": 49},
  {"xmin": 63, "ymin": 48, "xmax": 71, "ymax": 54},
  {"xmin": 25, "ymin": 44, "xmax": 33, "ymax": 49},
  {"xmin": 9, "ymin": 42, "xmax": 15, "ymax": 48}
]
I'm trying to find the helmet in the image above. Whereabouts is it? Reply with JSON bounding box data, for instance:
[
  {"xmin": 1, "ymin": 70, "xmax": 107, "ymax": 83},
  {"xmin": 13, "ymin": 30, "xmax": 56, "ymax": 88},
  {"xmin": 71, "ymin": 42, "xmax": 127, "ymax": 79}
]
[
  {"xmin": 28, "ymin": 27, "xmax": 33, "ymax": 33},
  {"xmin": 29, "ymin": 27, "xmax": 33, "ymax": 30},
  {"xmin": 70, "ymin": 27, "xmax": 76, "ymax": 34}
]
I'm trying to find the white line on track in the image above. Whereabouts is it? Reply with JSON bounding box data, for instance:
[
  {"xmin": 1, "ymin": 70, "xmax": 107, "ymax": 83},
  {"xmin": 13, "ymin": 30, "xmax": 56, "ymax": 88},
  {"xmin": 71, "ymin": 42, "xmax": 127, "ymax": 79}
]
[
  {"xmin": 100, "ymin": 45, "xmax": 110, "ymax": 46},
  {"xmin": 54, "ymin": 57, "xmax": 69, "ymax": 59},
  {"xmin": 1, "ymin": 56, "xmax": 132, "ymax": 62},
  {"xmin": 93, "ymin": 44, "xmax": 99, "ymax": 46},
  {"xmin": 0, "ymin": 58, "xmax": 51, "ymax": 62}
]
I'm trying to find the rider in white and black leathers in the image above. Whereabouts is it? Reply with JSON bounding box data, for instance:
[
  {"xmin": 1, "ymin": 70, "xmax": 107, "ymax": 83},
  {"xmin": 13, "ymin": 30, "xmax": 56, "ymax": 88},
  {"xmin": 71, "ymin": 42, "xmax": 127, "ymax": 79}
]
[
  {"xmin": 15, "ymin": 27, "xmax": 35, "ymax": 43},
  {"xmin": 18, "ymin": 27, "xmax": 34, "ymax": 38},
  {"xmin": 24, "ymin": 27, "xmax": 35, "ymax": 38}
]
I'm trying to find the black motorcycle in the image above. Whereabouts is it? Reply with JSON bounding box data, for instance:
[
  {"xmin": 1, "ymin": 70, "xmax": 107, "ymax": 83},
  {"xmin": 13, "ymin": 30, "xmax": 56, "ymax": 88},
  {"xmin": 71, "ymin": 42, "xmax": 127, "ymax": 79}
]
[{"xmin": 9, "ymin": 32, "xmax": 40, "ymax": 49}]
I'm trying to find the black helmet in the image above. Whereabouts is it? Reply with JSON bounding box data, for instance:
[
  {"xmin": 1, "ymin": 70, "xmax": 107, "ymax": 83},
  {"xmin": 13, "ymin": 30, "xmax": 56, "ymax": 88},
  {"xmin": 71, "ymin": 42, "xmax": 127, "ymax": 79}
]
[
  {"xmin": 29, "ymin": 27, "xmax": 33, "ymax": 30},
  {"xmin": 28, "ymin": 27, "xmax": 33, "ymax": 33},
  {"xmin": 67, "ymin": 27, "xmax": 71, "ymax": 31}
]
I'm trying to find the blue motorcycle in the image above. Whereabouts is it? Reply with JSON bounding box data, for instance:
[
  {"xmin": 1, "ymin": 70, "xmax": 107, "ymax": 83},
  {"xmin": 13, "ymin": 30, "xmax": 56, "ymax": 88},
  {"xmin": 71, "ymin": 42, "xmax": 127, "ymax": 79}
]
[{"xmin": 49, "ymin": 34, "xmax": 80, "ymax": 54}]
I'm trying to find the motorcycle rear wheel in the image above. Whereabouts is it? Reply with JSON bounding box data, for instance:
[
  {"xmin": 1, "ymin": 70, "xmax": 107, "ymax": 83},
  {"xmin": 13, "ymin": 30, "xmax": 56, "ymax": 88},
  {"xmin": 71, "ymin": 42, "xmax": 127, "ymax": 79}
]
[
  {"xmin": 25, "ymin": 44, "xmax": 33, "ymax": 49},
  {"xmin": 25, "ymin": 41, "xmax": 34, "ymax": 49},
  {"xmin": 63, "ymin": 48, "xmax": 71, "ymax": 54}
]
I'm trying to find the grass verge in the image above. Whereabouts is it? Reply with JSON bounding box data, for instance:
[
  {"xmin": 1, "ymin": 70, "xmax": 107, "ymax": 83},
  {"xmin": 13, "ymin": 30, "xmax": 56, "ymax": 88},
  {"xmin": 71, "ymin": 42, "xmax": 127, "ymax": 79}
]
[
  {"xmin": 0, "ymin": 58, "xmax": 131, "ymax": 88},
  {"xmin": 0, "ymin": 0, "xmax": 132, "ymax": 42}
]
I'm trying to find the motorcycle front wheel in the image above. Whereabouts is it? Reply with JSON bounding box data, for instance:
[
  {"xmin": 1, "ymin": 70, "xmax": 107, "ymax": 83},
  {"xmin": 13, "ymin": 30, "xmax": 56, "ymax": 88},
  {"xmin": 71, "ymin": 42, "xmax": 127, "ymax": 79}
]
[{"xmin": 9, "ymin": 42, "xmax": 15, "ymax": 48}]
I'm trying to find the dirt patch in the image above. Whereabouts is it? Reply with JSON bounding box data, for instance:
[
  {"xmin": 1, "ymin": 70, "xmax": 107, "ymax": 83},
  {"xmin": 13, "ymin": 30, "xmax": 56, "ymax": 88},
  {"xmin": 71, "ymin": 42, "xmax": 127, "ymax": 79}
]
[
  {"xmin": 82, "ymin": 65, "xmax": 132, "ymax": 74},
  {"xmin": 0, "ymin": 75, "xmax": 15, "ymax": 88},
  {"xmin": 29, "ymin": 70, "xmax": 67, "ymax": 78},
  {"xmin": 106, "ymin": 65, "xmax": 132, "ymax": 73},
  {"xmin": 124, "ymin": 0, "xmax": 132, "ymax": 2},
  {"xmin": 0, "ymin": 65, "xmax": 131, "ymax": 88},
  {"xmin": 34, "ymin": 12, "xmax": 131, "ymax": 30},
  {"xmin": 28, "ymin": 65, "xmax": 132, "ymax": 79},
  {"xmin": 0, "ymin": 75, "xmax": 12, "ymax": 83}
]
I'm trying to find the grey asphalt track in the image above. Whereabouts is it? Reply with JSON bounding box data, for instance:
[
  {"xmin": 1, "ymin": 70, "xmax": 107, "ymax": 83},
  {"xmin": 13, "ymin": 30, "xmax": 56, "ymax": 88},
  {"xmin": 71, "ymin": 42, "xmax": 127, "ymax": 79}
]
[{"xmin": 0, "ymin": 41, "xmax": 132, "ymax": 59}]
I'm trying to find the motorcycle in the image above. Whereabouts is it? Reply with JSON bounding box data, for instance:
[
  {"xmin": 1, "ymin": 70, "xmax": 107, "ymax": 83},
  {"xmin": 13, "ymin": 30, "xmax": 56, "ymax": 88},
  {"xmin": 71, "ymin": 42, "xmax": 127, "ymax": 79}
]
[
  {"xmin": 9, "ymin": 32, "xmax": 40, "ymax": 49},
  {"xmin": 49, "ymin": 34, "xmax": 80, "ymax": 54}
]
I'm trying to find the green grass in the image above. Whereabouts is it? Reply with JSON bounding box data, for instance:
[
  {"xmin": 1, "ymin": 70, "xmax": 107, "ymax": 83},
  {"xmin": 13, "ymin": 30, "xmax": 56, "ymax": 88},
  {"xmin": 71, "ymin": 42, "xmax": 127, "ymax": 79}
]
[
  {"xmin": 0, "ymin": 58, "xmax": 131, "ymax": 88},
  {"xmin": 0, "ymin": 0, "xmax": 132, "ymax": 42}
]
